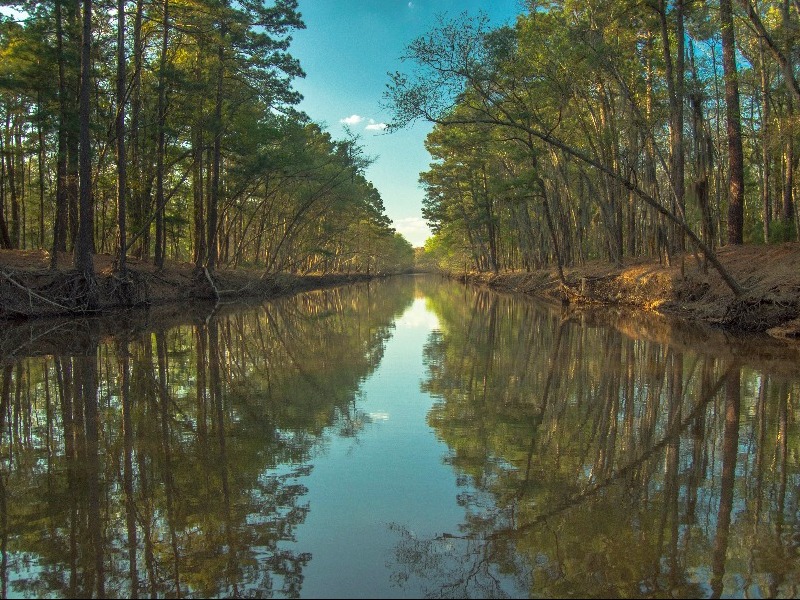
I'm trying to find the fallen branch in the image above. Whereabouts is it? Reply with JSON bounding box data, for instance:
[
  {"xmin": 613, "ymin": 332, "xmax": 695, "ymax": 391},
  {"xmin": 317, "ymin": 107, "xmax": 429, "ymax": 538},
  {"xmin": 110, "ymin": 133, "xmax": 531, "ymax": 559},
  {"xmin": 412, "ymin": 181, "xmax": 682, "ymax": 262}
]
[
  {"xmin": 203, "ymin": 267, "xmax": 220, "ymax": 300},
  {"xmin": 0, "ymin": 270, "xmax": 73, "ymax": 312}
]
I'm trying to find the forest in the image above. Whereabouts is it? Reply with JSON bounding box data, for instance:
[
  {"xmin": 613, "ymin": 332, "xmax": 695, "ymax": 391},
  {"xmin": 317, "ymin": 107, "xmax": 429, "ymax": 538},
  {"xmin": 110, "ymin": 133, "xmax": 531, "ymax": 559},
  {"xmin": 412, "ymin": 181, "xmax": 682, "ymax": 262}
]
[
  {"xmin": 1, "ymin": 0, "xmax": 799, "ymax": 319},
  {"xmin": 391, "ymin": 0, "xmax": 799, "ymax": 294},
  {"xmin": 0, "ymin": 0, "xmax": 415, "ymax": 306}
]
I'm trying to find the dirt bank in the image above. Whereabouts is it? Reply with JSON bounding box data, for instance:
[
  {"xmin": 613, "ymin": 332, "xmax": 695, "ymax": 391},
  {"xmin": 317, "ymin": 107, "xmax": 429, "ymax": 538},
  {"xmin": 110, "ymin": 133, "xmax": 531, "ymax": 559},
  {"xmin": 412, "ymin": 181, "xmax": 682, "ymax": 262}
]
[
  {"xmin": 454, "ymin": 242, "xmax": 800, "ymax": 340},
  {"xmin": 0, "ymin": 250, "xmax": 377, "ymax": 321}
]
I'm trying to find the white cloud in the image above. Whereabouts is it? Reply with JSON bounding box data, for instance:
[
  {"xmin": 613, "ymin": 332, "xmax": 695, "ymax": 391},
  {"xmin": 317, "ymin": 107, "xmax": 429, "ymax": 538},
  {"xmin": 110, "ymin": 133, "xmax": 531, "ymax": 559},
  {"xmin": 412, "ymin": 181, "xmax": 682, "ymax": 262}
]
[
  {"xmin": 393, "ymin": 217, "xmax": 431, "ymax": 247},
  {"xmin": 340, "ymin": 114, "xmax": 364, "ymax": 125},
  {"xmin": 365, "ymin": 119, "xmax": 388, "ymax": 131},
  {"xmin": 368, "ymin": 412, "xmax": 390, "ymax": 421},
  {"xmin": 408, "ymin": 2, "xmax": 414, "ymax": 8},
  {"xmin": 397, "ymin": 298, "xmax": 441, "ymax": 330}
]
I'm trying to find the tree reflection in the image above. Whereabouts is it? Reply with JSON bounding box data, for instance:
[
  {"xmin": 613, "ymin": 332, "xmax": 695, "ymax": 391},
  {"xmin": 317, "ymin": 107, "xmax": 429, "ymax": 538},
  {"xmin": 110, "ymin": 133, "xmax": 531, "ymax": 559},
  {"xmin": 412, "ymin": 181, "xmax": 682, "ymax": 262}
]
[
  {"xmin": 0, "ymin": 278, "xmax": 413, "ymax": 598},
  {"xmin": 393, "ymin": 281, "xmax": 800, "ymax": 598}
]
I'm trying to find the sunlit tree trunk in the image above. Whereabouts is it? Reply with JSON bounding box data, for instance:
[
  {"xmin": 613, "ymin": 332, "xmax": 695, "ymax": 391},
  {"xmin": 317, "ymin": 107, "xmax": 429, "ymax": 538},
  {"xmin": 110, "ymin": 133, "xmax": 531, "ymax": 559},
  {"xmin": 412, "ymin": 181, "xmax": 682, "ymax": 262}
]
[{"xmin": 0, "ymin": 149, "xmax": 10, "ymax": 248}]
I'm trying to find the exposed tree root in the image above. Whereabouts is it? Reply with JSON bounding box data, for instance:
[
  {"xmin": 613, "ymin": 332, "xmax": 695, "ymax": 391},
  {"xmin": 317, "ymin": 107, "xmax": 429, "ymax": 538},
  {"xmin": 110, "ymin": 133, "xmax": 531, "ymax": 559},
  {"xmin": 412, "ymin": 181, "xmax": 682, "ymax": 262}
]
[
  {"xmin": 1, "ymin": 270, "xmax": 73, "ymax": 313},
  {"xmin": 189, "ymin": 266, "xmax": 221, "ymax": 301},
  {"xmin": 722, "ymin": 292, "xmax": 799, "ymax": 332},
  {"xmin": 0, "ymin": 267, "xmax": 150, "ymax": 318},
  {"xmin": 107, "ymin": 269, "xmax": 151, "ymax": 307},
  {"xmin": 38, "ymin": 270, "xmax": 100, "ymax": 312}
]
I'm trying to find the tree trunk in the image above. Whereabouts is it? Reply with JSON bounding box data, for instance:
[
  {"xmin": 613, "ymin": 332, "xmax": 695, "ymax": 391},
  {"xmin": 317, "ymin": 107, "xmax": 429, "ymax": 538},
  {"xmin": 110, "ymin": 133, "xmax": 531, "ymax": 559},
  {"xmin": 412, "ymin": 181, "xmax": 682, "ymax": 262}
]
[
  {"xmin": 74, "ymin": 0, "xmax": 95, "ymax": 277},
  {"xmin": 721, "ymin": 0, "xmax": 745, "ymax": 244},
  {"xmin": 4, "ymin": 114, "xmax": 20, "ymax": 249},
  {"xmin": 760, "ymin": 39, "xmax": 772, "ymax": 243},
  {"xmin": 783, "ymin": 102, "xmax": 796, "ymax": 231},
  {"xmin": 207, "ymin": 27, "xmax": 225, "ymax": 273},
  {"xmin": 193, "ymin": 121, "xmax": 206, "ymax": 269},
  {"xmin": 781, "ymin": 0, "xmax": 796, "ymax": 236},
  {"xmin": 130, "ymin": 0, "xmax": 144, "ymax": 259},
  {"xmin": 116, "ymin": 0, "xmax": 127, "ymax": 272},
  {"xmin": 37, "ymin": 94, "xmax": 46, "ymax": 249},
  {"xmin": 690, "ymin": 41, "xmax": 715, "ymax": 255},
  {"xmin": 660, "ymin": 0, "xmax": 686, "ymax": 253},
  {"xmin": 66, "ymin": 0, "xmax": 80, "ymax": 250},
  {"xmin": 154, "ymin": 0, "xmax": 170, "ymax": 269},
  {"xmin": 539, "ymin": 179, "xmax": 565, "ymax": 285},
  {"xmin": 0, "ymin": 132, "xmax": 9, "ymax": 248},
  {"xmin": 674, "ymin": 0, "xmax": 686, "ymax": 252},
  {"xmin": 192, "ymin": 49, "xmax": 206, "ymax": 270}
]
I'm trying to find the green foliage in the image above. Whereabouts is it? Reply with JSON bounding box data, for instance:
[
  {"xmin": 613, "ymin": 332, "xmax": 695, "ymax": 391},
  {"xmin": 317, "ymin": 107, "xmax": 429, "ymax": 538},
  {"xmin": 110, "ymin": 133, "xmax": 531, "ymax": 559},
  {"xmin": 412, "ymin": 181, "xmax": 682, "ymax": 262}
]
[
  {"xmin": 769, "ymin": 218, "xmax": 798, "ymax": 242},
  {"xmin": 0, "ymin": 0, "xmax": 401, "ymax": 274},
  {"xmin": 387, "ymin": 0, "xmax": 799, "ymax": 275}
]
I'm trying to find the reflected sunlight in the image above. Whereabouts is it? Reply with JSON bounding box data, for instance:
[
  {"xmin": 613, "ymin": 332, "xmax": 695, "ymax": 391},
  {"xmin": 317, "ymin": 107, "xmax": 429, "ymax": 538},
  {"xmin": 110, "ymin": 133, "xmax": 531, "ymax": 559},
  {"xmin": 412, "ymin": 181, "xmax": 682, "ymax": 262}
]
[{"xmin": 395, "ymin": 297, "xmax": 440, "ymax": 330}]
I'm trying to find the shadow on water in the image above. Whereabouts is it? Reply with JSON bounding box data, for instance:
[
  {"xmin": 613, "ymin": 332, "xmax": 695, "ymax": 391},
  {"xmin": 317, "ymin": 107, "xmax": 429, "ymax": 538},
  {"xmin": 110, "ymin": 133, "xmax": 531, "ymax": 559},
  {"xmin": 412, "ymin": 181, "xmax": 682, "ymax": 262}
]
[{"xmin": 386, "ymin": 277, "xmax": 800, "ymax": 598}]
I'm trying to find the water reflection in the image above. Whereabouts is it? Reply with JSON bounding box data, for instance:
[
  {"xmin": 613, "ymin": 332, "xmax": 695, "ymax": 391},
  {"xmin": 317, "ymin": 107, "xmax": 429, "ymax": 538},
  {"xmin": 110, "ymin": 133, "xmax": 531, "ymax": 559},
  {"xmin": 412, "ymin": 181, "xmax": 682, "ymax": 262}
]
[
  {"xmin": 1, "ymin": 275, "xmax": 799, "ymax": 598},
  {"xmin": 393, "ymin": 279, "xmax": 800, "ymax": 598},
  {"xmin": 0, "ymin": 278, "xmax": 414, "ymax": 598}
]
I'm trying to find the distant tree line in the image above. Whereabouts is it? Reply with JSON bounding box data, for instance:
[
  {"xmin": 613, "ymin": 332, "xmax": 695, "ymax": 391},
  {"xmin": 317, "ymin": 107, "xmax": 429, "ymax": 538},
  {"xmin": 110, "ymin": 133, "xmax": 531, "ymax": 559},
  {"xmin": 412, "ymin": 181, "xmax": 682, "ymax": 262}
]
[
  {"xmin": 0, "ymin": 0, "xmax": 414, "ymax": 283},
  {"xmin": 389, "ymin": 1, "xmax": 798, "ymax": 291}
]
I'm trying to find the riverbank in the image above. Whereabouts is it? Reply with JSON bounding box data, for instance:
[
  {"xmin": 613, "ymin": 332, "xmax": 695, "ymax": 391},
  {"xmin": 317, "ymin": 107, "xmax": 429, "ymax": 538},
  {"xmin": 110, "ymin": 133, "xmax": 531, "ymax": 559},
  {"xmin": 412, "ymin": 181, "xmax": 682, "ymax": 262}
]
[
  {"xmin": 4, "ymin": 245, "xmax": 800, "ymax": 339},
  {"xmin": 0, "ymin": 249, "xmax": 377, "ymax": 320},
  {"xmin": 452, "ymin": 242, "xmax": 800, "ymax": 340}
]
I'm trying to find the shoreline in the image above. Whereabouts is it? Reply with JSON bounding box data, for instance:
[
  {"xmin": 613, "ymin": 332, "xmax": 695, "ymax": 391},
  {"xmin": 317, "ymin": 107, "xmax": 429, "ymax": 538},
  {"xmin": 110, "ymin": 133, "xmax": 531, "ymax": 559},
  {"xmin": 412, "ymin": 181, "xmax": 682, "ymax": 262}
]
[
  {"xmin": 445, "ymin": 243, "xmax": 800, "ymax": 341},
  {"xmin": 2, "ymin": 244, "xmax": 799, "ymax": 341},
  {"xmin": 0, "ymin": 249, "xmax": 383, "ymax": 321}
]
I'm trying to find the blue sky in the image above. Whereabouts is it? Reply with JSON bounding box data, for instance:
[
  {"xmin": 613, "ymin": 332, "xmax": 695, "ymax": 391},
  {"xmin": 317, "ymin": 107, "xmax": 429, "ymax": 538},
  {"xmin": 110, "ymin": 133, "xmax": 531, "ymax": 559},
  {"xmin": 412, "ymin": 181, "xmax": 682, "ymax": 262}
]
[{"xmin": 289, "ymin": 1, "xmax": 526, "ymax": 247}]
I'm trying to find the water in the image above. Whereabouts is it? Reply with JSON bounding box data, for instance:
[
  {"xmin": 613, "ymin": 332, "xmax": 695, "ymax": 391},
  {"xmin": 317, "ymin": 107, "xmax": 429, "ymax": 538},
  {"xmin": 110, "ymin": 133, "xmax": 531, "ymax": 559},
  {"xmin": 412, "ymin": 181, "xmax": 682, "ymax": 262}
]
[{"xmin": 0, "ymin": 274, "xmax": 798, "ymax": 598}]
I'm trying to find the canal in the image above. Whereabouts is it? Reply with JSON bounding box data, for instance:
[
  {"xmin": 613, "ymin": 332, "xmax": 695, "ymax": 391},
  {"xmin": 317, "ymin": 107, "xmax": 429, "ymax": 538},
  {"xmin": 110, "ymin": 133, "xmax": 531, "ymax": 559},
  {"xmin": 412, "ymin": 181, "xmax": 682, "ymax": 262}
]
[{"xmin": 0, "ymin": 274, "xmax": 798, "ymax": 598}]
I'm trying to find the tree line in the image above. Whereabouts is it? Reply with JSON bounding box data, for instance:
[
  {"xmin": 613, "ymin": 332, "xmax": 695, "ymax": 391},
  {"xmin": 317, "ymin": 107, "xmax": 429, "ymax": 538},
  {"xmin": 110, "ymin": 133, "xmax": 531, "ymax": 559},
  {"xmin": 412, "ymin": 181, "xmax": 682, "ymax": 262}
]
[
  {"xmin": 0, "ymin": 0, "xmax": 414, "ymax": 290},
  {"xmin": 389, "ymin": 1, "xmax": 798, "ymax": 290}
]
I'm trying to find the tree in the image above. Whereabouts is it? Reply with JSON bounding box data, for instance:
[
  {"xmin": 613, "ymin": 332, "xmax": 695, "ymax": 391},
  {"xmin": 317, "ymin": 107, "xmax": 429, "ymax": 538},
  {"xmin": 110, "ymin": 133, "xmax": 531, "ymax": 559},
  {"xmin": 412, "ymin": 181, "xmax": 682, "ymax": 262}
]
[
  {"xmin": 115, "ymin": 0, "xmax": 127, "ymax": 273},
  {"xmin": 389, "ymin": 9, "xmax": 743, "ymax": 295},
  {"xmin": 74, "ymin": 0, "xmax": 94, "ymax": 280},
  {"xmin": 720, "ymin": 0, "xmax": 745, "ymax": 244}
]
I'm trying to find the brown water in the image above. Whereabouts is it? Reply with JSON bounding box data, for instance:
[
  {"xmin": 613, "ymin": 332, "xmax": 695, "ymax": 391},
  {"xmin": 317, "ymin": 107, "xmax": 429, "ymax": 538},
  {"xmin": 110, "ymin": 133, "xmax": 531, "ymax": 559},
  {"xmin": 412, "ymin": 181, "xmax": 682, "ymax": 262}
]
[{"xmin": 0, "ymin": 274, "xmax": 798, "ymax": 598}]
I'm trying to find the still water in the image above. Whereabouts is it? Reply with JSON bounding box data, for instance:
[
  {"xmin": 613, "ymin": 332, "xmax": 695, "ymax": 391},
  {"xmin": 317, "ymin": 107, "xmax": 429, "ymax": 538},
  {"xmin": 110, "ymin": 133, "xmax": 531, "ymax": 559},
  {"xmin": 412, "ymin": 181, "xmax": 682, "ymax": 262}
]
[{"xmin": 0, "ymin": 274, "xmax": 798, "ymax": 598}]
